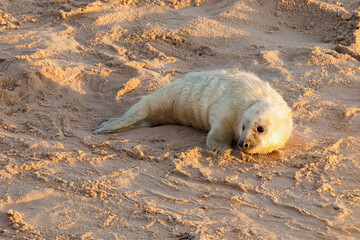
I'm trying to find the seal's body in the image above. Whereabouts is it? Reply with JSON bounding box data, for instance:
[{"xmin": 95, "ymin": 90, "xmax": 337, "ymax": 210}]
[{"xmin": 94, "ymin": 71, "xmax": 293, "ymax": 154}]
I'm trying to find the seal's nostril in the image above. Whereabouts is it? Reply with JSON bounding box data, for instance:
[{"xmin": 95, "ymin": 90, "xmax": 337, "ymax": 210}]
[{"xmin": 238, "ymin": 141, "xmax": 249, "ymax": 149}]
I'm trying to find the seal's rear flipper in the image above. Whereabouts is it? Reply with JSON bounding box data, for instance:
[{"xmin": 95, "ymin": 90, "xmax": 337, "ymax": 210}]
[{"xmin": 93, "ymin": 98, "xmax": 150, "ymax": 134}]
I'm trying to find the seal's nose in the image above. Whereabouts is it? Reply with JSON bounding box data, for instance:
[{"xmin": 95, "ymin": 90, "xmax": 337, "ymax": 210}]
[{"xmin": 238, "ymin": 140, "xmax": 249, "ymax": 150}]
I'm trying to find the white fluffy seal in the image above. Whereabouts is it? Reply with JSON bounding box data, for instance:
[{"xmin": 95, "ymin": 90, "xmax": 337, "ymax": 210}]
[{"xmin": 94, "ymin": 71, "xmax": 293, "ymax": 154}]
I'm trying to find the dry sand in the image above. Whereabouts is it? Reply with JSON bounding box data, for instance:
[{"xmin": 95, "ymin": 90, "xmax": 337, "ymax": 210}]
[{"xmin": 0, "ymin": 0, "xmax": 360, "ymax": 239}]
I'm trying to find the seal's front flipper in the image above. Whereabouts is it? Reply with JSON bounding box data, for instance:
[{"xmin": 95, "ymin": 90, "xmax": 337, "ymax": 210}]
[{"xmin": 206, "ymin": 119, "xmax": 233, "ymax": 152}]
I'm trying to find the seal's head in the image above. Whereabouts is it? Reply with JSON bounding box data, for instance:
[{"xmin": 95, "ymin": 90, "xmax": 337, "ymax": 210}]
[{"xmin": 237, "ymin": 102, "xmax": 293, "ymax": 154}]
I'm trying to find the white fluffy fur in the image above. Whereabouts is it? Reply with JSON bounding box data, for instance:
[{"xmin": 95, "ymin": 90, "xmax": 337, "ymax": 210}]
[{"xmin": 94, "ymin": 71, "xmax": 293, "ymax": 154}]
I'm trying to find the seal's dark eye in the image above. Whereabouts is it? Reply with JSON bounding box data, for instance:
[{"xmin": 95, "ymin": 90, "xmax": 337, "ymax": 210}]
[
  {"xmin": 242, "ymin": 125, "xmax": 245, "ymax": 131},
  {"xmin": 257, "ymin": 126, "xmax": 264, "ymax": 133}
]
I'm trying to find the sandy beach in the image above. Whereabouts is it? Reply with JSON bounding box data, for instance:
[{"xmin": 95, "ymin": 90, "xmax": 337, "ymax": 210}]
[{"xmin": 0, "ymin": 0, "xmax": 360, "ymax": 239}]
